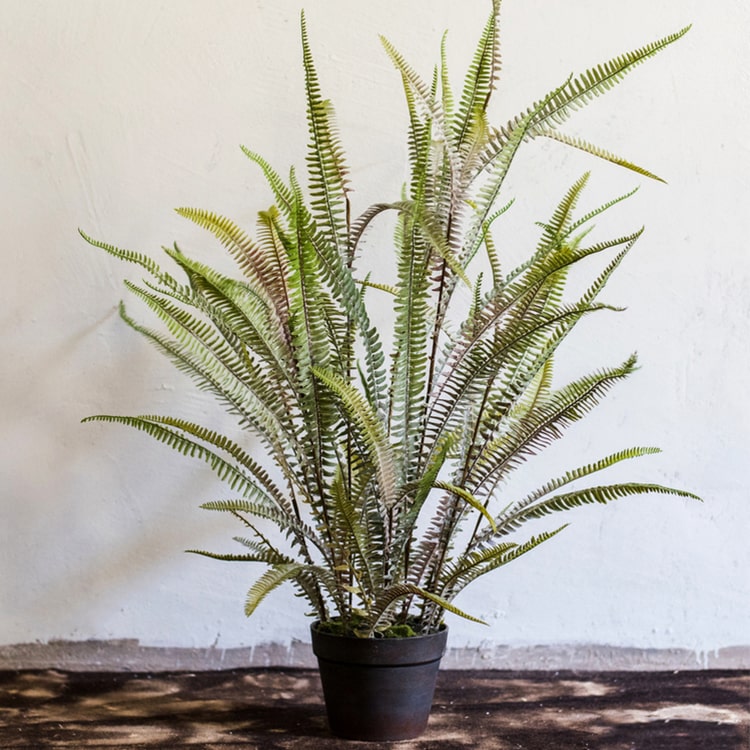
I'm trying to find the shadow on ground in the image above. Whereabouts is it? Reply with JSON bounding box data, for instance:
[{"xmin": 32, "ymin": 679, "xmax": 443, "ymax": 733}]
[{"xmin": 1, "ymin": 668, "xmax": 747, "ymax": 748}]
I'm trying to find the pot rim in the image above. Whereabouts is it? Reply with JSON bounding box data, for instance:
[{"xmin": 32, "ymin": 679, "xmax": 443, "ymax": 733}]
[{"xmin": 310, "ymin": 621, "xmax": 448, "ymax": 666}]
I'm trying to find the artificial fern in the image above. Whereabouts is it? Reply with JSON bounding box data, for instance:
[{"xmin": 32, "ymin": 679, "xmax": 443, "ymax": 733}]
[{"xmin": 83, "ymin": 3, "xmax": 697, "ymax": 638}]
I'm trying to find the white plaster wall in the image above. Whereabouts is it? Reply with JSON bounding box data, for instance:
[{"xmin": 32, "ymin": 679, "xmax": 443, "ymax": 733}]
[{"xmin": 2, "ymin": 0, "xmax": 748, "ymax": 663}]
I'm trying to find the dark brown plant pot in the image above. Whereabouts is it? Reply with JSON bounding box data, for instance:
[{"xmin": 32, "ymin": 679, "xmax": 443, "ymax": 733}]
[{"xmin": 310, "ymin": 622, "xmax": 448, "ymax": 741}]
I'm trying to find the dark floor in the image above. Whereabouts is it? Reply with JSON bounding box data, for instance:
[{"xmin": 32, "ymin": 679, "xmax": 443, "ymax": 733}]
[{"xmin": 1, "ymin": 668, "xmax": 748, "ymax": 749}]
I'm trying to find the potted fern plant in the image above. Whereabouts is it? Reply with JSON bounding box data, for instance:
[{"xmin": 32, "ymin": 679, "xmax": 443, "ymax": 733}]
[{"xmin": 82, "ymin": 1, "xmax": 695, "ymax": 741}]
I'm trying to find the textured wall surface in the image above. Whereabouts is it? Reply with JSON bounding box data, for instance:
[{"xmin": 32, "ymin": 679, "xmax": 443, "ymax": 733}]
[{"xmin": 2, "ymin": 0, "xmax": 748, "ymax": 667}]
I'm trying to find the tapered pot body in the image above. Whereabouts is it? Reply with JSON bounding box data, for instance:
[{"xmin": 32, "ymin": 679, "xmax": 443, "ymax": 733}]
[{"xmin": 310, "ymin": 623, "xmax": 448, "ymax": 741}]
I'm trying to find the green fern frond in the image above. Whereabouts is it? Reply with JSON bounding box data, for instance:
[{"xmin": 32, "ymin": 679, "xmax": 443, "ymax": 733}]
[
  {"xmin": 328, "ymin": 466, "xmax": 379, "ymax": 594},
  {"xmin": 527, "ymin": 26, "xmax": 691, "ymax": 132},
  {"xmin": 391, "ymin": 432, "xmax": 457, "ymax": 571},
  {"xmin": 433, "ymin": 481, "xmax": 496, "ymax": 532},
  {"xmin": 439, "ymin": 31, "xmax": 455, "ymax": 120},
  {"xmin": 120, "ymin": 280, "xmax": 298, "ymax": 452},
  {"xmin": 387, "ymin": 209, "xmax": 434, "ymax": 474},
  {"xmin": 240, "ymin": 146, "xmax": 296, "ymax": 220},
  {"xmin": 380, "ymin": 35, "xmax": 444, "ymax": 130},
  {"xmin": 174, "ymin": 208, "xmax": 292, "ymax": 329},
  {"xmin": 313, "ymin": 366, "xmax": 398, "ymax": 509},
  {"xmin": 355, "ymin": 277, "xmax": 398, "ymax": 296},
  {"xmin": 537, "ymin": 130, "xmax": 665, "ymax": 182},
  {"xmin": 300, "ymin": 10, "xmax": 351, "ymax": 259},
  {"xmin": 188, "ymin": 551, "xmax": 264, "ymax": 563},
  {"xmin": 566, "ymin": 187, "xmax": 640, "ymax": 236},
  {"xmin": 471, "ymin": 447, "xmax": 663, "ymax": 549},
  {"xmin": 537, "ymin": 172, "xmax": 592, "ymax": 254},
  {"xmin": 160, "ymin": 246, "xmax": 294, "ymax": 382},
  {"xmin": 470, "ymin": 354, "xmax": 640, "ymax": 496},
  {"xmin": 463, "ymin": 78, "xmax": 572, "ymax": 266},
  {"xmin": 245, "ymin": 564, "xmax": 306, "ymax": 617},
  {"xmin": 82, "ymin": 415, "xmax": 271, "ymax": 500},
  {"xmin": 139, "ymin": 415, "xmax": 296, "ymax": 515},
  {"xmin": 452, "ymin": 1, "xmax": 502, "ymax": 150},
  {"xmin": 440, "ymin": 527, "xmax": 566, "ymax": 601},
  {"xmin": 198, "ymin": 499, "xmax": 326, "ymax": 553},
  {"xmin": 112, "ymin": 302, "xmax": 297, "ymax": 466},
  {"xmin": 188, "ymin": 536, "xmax": 292, "ymax": 565},
  {"xmin": 361, "ymin": 583, "xmax": 486, "ymax": 636},
  {"xmin": 79, "ymin": 230, "xmax": 181, "ymax": 292},
  {"xmin": 348, "ymin": 201, "xmax": 410, "ymax": 259},
  {"xmin": 493, "ymin": 483, "xmax": 701, "ymax": 540}
]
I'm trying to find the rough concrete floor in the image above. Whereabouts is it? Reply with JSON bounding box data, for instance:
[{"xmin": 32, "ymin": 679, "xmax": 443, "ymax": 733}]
[{"xmin": 1, "ymin": 668, "xmax": 748, "ymax": 749}]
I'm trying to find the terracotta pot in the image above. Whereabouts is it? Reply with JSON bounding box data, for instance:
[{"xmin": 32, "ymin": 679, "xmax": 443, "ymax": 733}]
[{"xmin": 310, "ymin": 623, "xmax": 448, "ymax": 741}]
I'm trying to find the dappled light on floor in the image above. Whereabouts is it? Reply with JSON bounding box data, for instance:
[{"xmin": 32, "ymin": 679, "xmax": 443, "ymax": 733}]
[{"xmin": 1, "ymin": 668, "xmax": 748, "ymax": 748}]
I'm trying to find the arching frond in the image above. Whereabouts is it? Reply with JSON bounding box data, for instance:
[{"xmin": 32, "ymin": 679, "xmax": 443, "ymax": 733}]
[
  {"xmin": 244, "ymin": 564, "xmax": 306, "ymax": 617},
  {"xmin": 527, "ymin": 26, "xmax": 691, "ymax": 132},
  {"xmin": 79, "ymin": 230, "xmax": 181, "ymax": 292},
  {"xmin": 82, "ymin": 414, "xmax": 271, "ymax": 500},
  {"xmin": 361, "ymin": 583, "xmax": 486, "ymax": 637},
  {"xmin": 495, "ymin": 483, "xmax": 701, "ymax": 541},
  {"xmin": 537, "ymin": 130, "xmax": 666, "ymax": 182}
]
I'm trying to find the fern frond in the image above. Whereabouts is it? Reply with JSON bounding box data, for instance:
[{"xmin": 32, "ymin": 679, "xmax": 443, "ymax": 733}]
[
  {"xmin": 313, "ymin": 366, "xmax": 398, "ymax": 510},
  {"xmin": 537, "ymin": 130, "xmax": 665, "ymax": 182},
  {"xmin": 301, "ymin": 10, "xmax": 351, "ymax": 259},
  {"xmin": 433, "ymin": 481, "xmax": 496, "ymax": 533},
  {"xmin": 534, "ymin": 172, "xmax": 592, "ymax": 257},
  {"xmin": 244, "ymin": 564, "xmax": 306, "ymax": 617},
  {"xmin": 79, "ymin": 230, "xmax": 181, "ymax": 292},
  {"xmin": 361, "ymin": 583, "xmax": 486, "ymax": 636},
  {"xmin": 439, "ymin": 527, "xmax": 566, "ymax": 602},
  {"xmin": 380, "ymin": 35, "xmax": 444, "ymax": 132},
  {"xmin": 137, "ymin": 415, "xmax": 290, "ymax": 510},
  {"xmin": 463, "ymin": 78, "xmax": 572, "ymax": 266},
  {"xmin": 566, "ymin": 186, "xmax": 640, "ymax": 236},
  {"xmin": 439, "ymin": 31, "xmax": 455, "ymax": 121},
  {"xmin": 188, "ymin": 536, "xmax": 293, "ymax": 565},
  {"xmin": 527, "ymin": 26, "xmax": 691, "ymax": 132},
  {"xmin": 240, "ymin": 146, "xmax": 296, "ymax": 220},
  {"xmin": 472, "ymin": 355, "xmax": 640, "ymax": 496},
  {"xmin": 155, "ymin": 249, "xmax": 292, "ymax": 383},
  {"xmin": 386, "ymin": 202, "xmax": 440, "ymax": 480},
  {"xmin": 112, "ymin": 302, "xmax": 300, "ymax": 475},
  {"xmin": 470, "ymin": 447, "xmax": 662, "ymax": 550},
  {"xmin": 452, "ymin": 1, "xmax": 502, "ymax": 151},
  {"xmin": 348, "ymin": 201, "xmax": 410, "ymax": 259},
  {"xmin": 493, "ymin": 483, "xmax": 701, "ymax": 540},
  {"xmin": 174, "ymin": 207, "xmax": 292, "ymax": 330},
  {"xmin": 355, "ymin": 277, "xmax": 398, "ymax": 296},
  {"xmin": 82, "ymin": 414, "xmax": 272, "ymax": 500},
  {"xmin": 391, "ymin": 432, "xmax": 457, "ymax": 569},
  {"xmin": 199, "ymin": 499, "xmax": 327, "ymax": 555},
  {"xmin": 120, "ymin": 280, "xmax": 297, "ymax": 454},
  {"xmin": 327, "ymin": 465, "xmax": 380, "ymax": 595}
]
